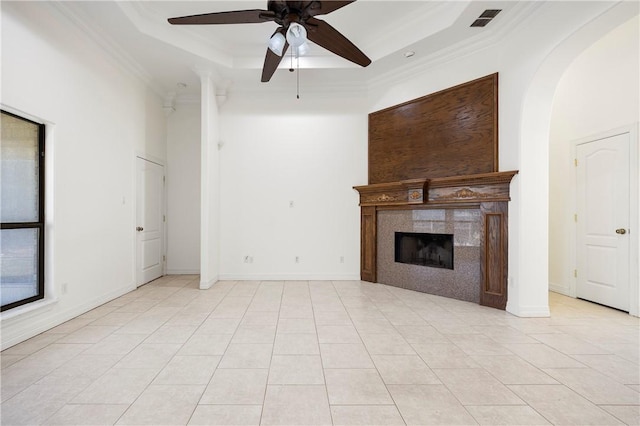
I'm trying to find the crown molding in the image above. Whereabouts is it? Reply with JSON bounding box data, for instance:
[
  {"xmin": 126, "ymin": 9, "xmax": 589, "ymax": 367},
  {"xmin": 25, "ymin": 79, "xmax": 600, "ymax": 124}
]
[
  {"xmin": 226, "ymin": 86, "xmax": 368, "ymax": 101},
  {"xmin": 116, "ymin": 2, "xmax": 233, "ymax": 68},
  {"xmin": 50, "ymin": 1, "xmax": 165, "ymax": 97},
  {"xmin": 175, "ymin": 94, "xmax": 202, "ymax": 106},
  {"xmin": 362, "ymin": 1, "xmax": 468, "ymax": 61},
  {"xmin": 213, "ymin": 2, "xmax": 542, "ymax": 99},
  {"xmin": 366, "ymin": 2, "xmax": 543, "ymax": 91},
  {"xmin": 225, "ymin": 75, "xmax": 368, "ymax": 100},
  {"xmin": 42, "ymin": 1, "xmax": 543, "ymax": 102}
]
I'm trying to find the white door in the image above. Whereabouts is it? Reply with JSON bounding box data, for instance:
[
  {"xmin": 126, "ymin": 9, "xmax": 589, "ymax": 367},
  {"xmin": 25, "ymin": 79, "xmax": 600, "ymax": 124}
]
[
  {"xmin": 576, "ymin": 132, "xmax": 630, "ymax": 311},
  {"xmin": 136, "ymin": 157, "xmax": 164, "ymax": 286}
]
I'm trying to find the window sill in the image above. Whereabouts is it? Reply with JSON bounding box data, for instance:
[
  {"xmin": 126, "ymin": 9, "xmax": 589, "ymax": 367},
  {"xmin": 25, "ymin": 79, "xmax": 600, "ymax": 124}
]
[{"xmin": 0, "ymin": 297, "xmax": 58, "ymax": 323}]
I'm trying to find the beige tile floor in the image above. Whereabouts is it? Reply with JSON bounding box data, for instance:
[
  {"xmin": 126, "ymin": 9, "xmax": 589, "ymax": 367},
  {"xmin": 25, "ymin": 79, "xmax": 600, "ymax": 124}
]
[{"xmin": 1, "ymin": 277, "xmax": 639, "ymax": 425}]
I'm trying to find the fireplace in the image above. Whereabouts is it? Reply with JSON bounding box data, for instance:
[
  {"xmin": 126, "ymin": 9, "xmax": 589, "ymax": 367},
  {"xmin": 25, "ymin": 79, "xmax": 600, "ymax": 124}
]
[
  {"xmin": 395, "ymin": 232, "xmax": 454, "ymax": 269},
  {"xmin": 354, "ymin": 74, "xmax": 515, "ymax": 310},
  {"xmin": 354, "ymin": 171, "xmax": 517, "ymax": 310}
]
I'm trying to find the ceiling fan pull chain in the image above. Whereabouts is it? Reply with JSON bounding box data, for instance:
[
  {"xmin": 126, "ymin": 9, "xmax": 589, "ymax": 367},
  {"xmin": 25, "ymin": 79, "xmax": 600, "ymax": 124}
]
[{"xmin": 297, "ymin": 56, "xmax": 300, "ymax": 99}]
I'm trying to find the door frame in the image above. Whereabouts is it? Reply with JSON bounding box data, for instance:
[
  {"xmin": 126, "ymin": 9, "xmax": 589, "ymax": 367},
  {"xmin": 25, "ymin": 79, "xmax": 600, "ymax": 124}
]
[
  {"xmin": 571, "ymin": 123, "xmax": 639, "ymax": 316},
  {"xmin": 134, "ymin": 153, "xmax": 167, "ymax": 286}
]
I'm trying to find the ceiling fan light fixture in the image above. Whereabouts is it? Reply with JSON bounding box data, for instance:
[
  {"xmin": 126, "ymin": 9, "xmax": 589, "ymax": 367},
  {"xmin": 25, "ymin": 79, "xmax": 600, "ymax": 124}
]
[
  {"xmin": 294, "ymin": 41, "xmax": 309, "ymax": 58},
  {"xmin": 286, "ymin": 22, "xmax": 307, "ymax": 48},
  {"xmin": 268, "ymin": 32, "xmax": 286, "ymax": 56}
]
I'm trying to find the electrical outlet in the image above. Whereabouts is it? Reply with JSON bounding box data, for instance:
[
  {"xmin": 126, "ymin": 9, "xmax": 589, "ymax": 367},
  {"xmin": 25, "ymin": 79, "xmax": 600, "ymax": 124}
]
[
  {"xmin": 295, "ymin": 256, "xmax": 299, "ymax": 263},
  {"xmin": 340, "ymin": 256, "xmax": 344, "ymax": 263}
]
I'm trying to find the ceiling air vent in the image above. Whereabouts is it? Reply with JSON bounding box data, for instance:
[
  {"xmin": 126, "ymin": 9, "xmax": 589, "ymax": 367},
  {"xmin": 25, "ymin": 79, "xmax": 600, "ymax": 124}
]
[{"xmin": 471, "ymin": 9, "xmax": 502, "ymax": 27}]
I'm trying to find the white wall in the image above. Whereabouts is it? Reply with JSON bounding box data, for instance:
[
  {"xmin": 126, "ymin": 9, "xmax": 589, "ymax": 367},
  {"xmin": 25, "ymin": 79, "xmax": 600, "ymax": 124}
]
[
  {"xmin": 200, "ymin": 2, "xmax": 638, "ymax": 315},
  {"xmin": 549, "ymin": 16, "xmax": 640, "ymax": 295},
  {"xmin": 218, "ymin": 93, "xmax": 367, "ymax": 280},
  {"xmin": 3, "ymin": 1, "xmax": 635, "ymax": 349},
  {"xmin": 166, "ymin": 103, "xmax": 201, "ymax": 274},
  {"xmin": 0, "ymin": 2, "xmax": 167, "ymax": 349},
  {"xmin": 366, "ymin": 1, "xmax": 638, "ymax": 316}
]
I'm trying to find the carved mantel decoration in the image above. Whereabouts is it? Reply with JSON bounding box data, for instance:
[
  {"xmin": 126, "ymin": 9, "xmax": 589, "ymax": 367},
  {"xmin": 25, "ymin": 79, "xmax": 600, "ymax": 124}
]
[
  {"xmin": 354, "ymin": 171, "xmax": 517, "ymax": 310},
  {"xmin": 355, "ymin": 171, "xmax": 516, "ymax": 207}
]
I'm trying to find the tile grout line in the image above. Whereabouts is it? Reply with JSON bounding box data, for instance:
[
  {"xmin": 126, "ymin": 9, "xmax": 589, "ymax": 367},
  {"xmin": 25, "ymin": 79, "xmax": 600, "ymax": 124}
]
[
  {"xmin": 389, "ymin": 289, "xmax": 518, "ymax": 425},
  {"xmin": 312, "ymin": 280, "xmax": 335, "ymax": 426},
  {"xmin": 181, "ymin": 279, "xmax": 236, "ymax": 425},
  {"xmin": 161, "ymin": 279, "xmax": 235, "ymax": 422},
  {"xmin": 36, "ymin": 276, "xmax": 199, "ymax": 425},
  {"xmin": 3, "ymin": 277, "xmax": 638, "ymax": 425},
  {"xmin": 116, "ymin": 276, "xmax": 210, "ymax": 425},
  {"xmin": 333, "ymin": 280, "xmax": 409, "ymax": 426},
  {"xmin": 259, "ymin": 280, "xmax": 285, "ymax": 426}
]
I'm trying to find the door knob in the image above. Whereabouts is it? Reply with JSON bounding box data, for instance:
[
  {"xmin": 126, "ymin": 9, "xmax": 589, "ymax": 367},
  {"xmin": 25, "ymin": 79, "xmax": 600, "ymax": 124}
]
[
  {"xmin": 136, "ymin": 226, "xmax": 144, "ymax": 232},
  {"xmin": 616, "ymin": 228, "xmax": 626, "ymax": 235}
]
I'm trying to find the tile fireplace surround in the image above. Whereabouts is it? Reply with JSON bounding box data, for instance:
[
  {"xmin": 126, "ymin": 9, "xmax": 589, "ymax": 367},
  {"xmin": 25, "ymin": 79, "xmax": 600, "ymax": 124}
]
[
  {"xmin": 354, "ymin": 171, "xmax": 518, "ymax": 310},
  {"xmin": 378, "ymin": 209, "xmax": 482, "ymax": 304}
]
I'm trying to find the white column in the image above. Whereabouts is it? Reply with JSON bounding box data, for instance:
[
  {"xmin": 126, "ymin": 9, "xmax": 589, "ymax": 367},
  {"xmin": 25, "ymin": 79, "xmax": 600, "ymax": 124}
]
[{"xmin": 197, "ymin": 70, "xmax": 221, "ymax": 289}]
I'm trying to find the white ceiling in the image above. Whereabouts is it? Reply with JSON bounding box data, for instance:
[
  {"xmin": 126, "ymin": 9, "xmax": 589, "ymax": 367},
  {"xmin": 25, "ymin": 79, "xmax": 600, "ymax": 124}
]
[{"xmin": 52, "ymin": 1, "xmax": 538, "ymax": 98}]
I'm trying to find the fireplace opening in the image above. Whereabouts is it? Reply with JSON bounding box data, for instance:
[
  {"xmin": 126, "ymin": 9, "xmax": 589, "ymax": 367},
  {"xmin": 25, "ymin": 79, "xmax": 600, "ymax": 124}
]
[{"xmin": 394, "ymin": 232, "xmax": 454, "ymax": 270}]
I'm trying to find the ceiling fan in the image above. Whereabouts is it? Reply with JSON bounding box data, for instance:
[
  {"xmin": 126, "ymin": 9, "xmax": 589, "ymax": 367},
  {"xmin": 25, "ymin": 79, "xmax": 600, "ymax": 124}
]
[{"xmin": 168, "ymin": 1, "xmax": 371, "ymax": 82}]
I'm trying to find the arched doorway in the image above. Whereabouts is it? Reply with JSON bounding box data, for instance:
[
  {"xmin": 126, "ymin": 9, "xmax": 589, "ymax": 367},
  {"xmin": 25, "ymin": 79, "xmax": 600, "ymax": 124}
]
[{"xmin": 518, "ymin": 4, "xmax": 639, "ymax": 316}]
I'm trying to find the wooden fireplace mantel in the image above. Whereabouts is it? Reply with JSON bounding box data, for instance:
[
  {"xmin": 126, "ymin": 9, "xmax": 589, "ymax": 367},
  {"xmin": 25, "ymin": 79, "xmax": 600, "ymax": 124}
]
[
  {"xmin": 353, "ymin": 171, "xmax": 518, "ymax": 310},
  {"xmin": 354, "ymin": 171, "xmax": 517, "ymax": 207}
]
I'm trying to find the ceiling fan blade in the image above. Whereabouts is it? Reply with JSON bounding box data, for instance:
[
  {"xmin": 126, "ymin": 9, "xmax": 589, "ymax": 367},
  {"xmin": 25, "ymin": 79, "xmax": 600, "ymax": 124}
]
[
  {"xmin": 168, "ymin": 9, "xmax": 276, "ymax": 25},
  {"xmin": 261, "ymin": 37, "xmax": 290, "ymax": 82},
  {"xmin": 306, "ymin": 17, "xmax": 371, "ymax": 67},
  {"xmin": 306, "ymin": 1, "xmax": 356, "ymax": 17}
]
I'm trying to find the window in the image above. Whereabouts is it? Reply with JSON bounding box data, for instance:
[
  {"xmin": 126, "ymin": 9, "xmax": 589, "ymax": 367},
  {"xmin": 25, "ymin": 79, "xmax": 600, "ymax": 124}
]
[{"xmin": 1, "ymin": 110, "xmax": 45, "ymax": 311}]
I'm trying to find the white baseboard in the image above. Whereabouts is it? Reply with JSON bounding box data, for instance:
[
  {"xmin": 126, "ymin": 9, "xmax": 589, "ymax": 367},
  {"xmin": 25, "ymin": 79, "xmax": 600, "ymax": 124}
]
[
  {"xmin": 165, "ymin": 269, "xmax": 200, "ymax": 275},
  {"xmin": 1, "ymin": 282, "xmax": 136, "ymax": 350},
  {"xmin": 506, "ymin": 301, "xmax": 551, "ymax": 318},
  {"xmin": 549, "ymin": 281, "xmax": 571, "ymax": 296},
  {"xmin": 217, "ymin": 273, "xmax": 361, "ymax": 281},
  {"xmin": 200, "ymin": 276, "xmax": 218, "ymax": 290}
]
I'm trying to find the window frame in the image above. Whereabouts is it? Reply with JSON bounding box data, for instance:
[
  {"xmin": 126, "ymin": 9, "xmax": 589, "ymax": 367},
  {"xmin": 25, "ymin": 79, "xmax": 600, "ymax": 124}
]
[{"xmin": 1, "ymin": 109, "xmax": 46, "ymax": 312}]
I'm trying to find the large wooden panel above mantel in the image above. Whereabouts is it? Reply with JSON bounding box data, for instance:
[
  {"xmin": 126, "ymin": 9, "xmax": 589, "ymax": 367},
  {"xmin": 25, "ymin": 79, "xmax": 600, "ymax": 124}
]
[{"xmin": 368, "ymin": 73, "xmax": 498, "ymax": 184}]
